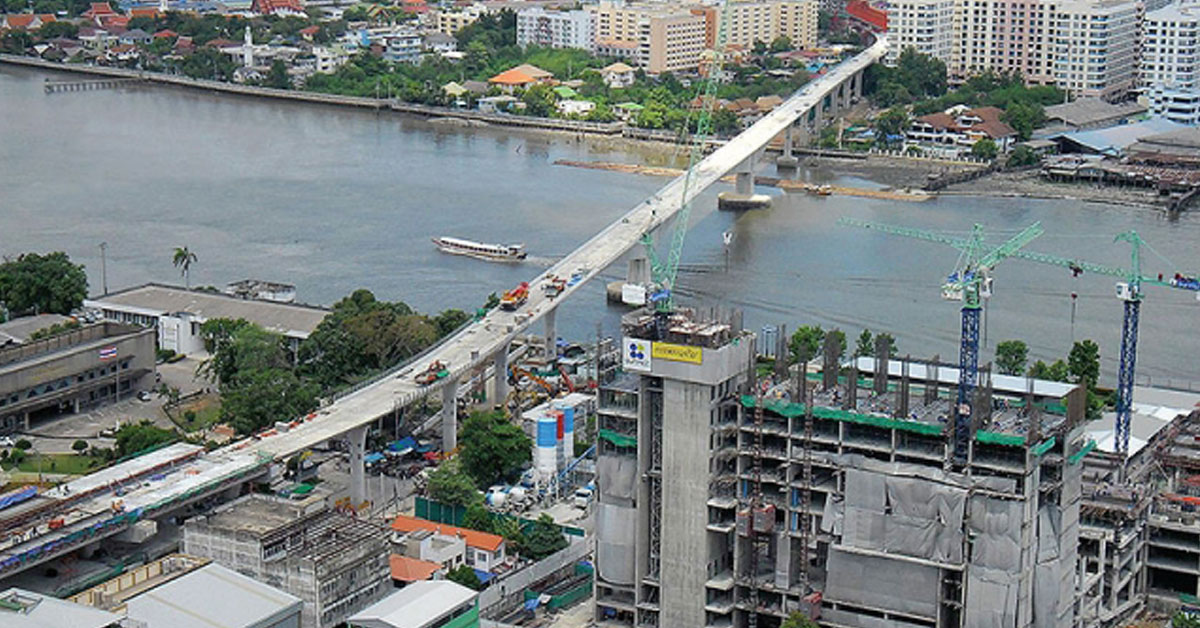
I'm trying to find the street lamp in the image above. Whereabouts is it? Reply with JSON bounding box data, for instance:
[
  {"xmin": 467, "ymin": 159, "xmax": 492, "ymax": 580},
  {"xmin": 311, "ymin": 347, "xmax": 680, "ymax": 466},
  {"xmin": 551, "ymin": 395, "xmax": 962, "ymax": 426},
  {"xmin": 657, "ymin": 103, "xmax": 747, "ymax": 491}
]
[{"xmin": 99, "ymin": 242, "xmax": 109, "ymax": 296}]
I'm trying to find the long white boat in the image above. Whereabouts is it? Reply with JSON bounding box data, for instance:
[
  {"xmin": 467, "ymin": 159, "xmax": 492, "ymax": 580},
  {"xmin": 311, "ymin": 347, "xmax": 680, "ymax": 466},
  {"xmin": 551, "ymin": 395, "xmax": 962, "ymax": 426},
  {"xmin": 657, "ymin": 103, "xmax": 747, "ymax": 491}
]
[{"xmin": 432, "ymin": 236, "xmax": 527, "ymax": 262}]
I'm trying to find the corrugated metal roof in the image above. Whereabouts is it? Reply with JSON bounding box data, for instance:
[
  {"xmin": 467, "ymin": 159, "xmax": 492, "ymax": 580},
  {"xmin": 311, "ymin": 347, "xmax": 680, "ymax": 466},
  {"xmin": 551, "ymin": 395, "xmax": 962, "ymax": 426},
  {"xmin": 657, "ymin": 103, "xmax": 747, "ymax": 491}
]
[
  {"xmin": 347, "ymin": 581, "xmax": 476, "ymax": 628},
  {"xmin": 1052, "ymin": 119, "xmax": 1185, "ymax": 155},
  {"xmin": 0, "ymin": 588, "xmax": 121, "ymax": 628},
  {"xmin": 124, "ymin": 563, "xmax": 302, "ymax": 628}
]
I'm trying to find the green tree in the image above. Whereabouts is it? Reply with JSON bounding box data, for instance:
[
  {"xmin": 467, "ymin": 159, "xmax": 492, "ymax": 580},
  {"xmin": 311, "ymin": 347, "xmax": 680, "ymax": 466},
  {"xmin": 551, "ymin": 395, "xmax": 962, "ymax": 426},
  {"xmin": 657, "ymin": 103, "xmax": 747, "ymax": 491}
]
[
  {"xmin": 712, "ymin": 107, "xmax": 740, "ymax": 134},
  {"xmin": 994, "ymin": 340, "xmax": 1028, "ymax": 376},
  {"xmin": 201, "ymin": 322, "xmax": 289, "ymax": 387},
  {"xmin": 826, "ymin": 329, "xmax": 847, "ymax": 360},
  {"xmin": 782, "ymin": 612, "xmax": 820, "ymax": 628},
  {"xmin": 433, "ymin": 309, "xmax": 471, "ymax": 337},
  {"xmin": 38, "ymin": 21, "xmax": 78, "ymax": 39},
  {"xmin": 446, "ymin": 564, "xmax": 482, "ymax": 590},
  {"xmin": 172, "ymin": 246, "xmax": 198, "ymax": 289},
  {"xmin": 876, "ymin": 332, "xmax": 898, "ymax": 355},
  {"xmin": 459, "ymin": 410, "xmax": 531, "ymax": 488},
  {"xmin": 586, "ymin": 103, "xmax": 617, "ymax": 123},
  {"xmin": 1006, "ymin": 145, "xmax": 1040, "ymax": 168},
  {"xmin": 463, "ymin": 502, "xmax": 494, "ymax": 533},
  {"xmin": 1068, "ymin": 340, "xmax": 1100, "ymax": 389},
  {"xmin": 426, "ymin": 458, "xmax": 482, "ymax": 507},
  {"xmin": 0, "ymin": 252, "xmax": 88, "ymax": 316},
  {"xmin": 873, "ymin": 106, "xmax": 909, "ymax": 144},
  {"xmin": 72, "ymin": 439, "xmax": 89, "ymax": 454},
  {"xmin": 523, "ymin": 513, "xmax": 567, "ymax": 560},
  {"xmin": 854, "ymin": 329, "xmax": 874, "ymax": 358},
  {"xmin": 769, "ymin": 35, "xmax": 792, "ymax": 53},
  {"xmin": 1172, "ymin": 611, "xmax": 1200, "ymax": 628},
  {"xmin": 267, "ymin": 58, "xmax": 290, "ymax": 89},
  {"xmin": 752, "ymin": 39, "xmax": 768, "ymax": 55},
  {"xmin": 789, "ymin": 325, "xmax": 823, "ymax": 364},
  {"xmin": 1029, "ymin": 359, "xmax": 1070, "ymax": 382},
  {"xmin": 1001, "ymin": 101, "xmax": 1044, "ymax": 141},
  {"xmin": 15, "ymin": 439, "xmax": 31, "ymax": 451},
  {"xmin": 220, "ymin": 367, "xmax": 319, "ymax": 434},
  {"xmin": 114, "ymin": 421, "xmax": 178, "ymax": 458},
  {"xmin": 521, "ymin": 83, "xmax": 556, "ymax": 117},
  {"xmin": 970, "ymin": 138, "xmax": 998, "ymax": 160},
  {"xmin": 198, "ymin": 318, "xmax": 254, "ymax": 353}
]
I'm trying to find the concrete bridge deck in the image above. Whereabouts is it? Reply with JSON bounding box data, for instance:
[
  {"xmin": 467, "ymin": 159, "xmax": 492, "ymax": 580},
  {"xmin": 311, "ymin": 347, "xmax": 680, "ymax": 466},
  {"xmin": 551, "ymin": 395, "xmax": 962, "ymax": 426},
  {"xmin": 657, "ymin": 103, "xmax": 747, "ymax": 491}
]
[{"xmin": 236, "ymin": 36, "xmax": 889, "ymax": 463}]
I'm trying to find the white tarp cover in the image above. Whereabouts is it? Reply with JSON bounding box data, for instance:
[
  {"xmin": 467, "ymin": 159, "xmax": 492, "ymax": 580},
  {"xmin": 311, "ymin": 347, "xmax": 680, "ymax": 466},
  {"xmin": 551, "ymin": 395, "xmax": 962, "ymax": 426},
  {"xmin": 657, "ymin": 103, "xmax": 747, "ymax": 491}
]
[
  {"xmin": 841, "ymin": 469, "xmax": 966, "ymax": 564},
  {"xmin": 825, "ymin": 547, "xmax": 940, "ymax": 619},
  {"xmin": 965, "ymin": 496, "xmax": 1023, "ymax": 627},
  {"xmin": 597, "ymin": 454, "xmax": 637, "ymax": 506},
  {"xmin": 595, "ymin": 503, "xmax": 637, "ymax": 585}
]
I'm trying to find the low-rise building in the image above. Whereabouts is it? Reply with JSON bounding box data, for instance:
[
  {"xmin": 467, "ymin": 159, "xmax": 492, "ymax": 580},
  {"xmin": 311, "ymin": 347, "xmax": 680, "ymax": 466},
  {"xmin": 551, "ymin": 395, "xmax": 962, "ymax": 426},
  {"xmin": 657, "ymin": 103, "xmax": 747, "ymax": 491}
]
[
  {"xmin": 598, "ymin": 61, "xmax": 636, "ymax": 88},
  {"xmin": 0, "ymin": 322, "xmax": 155, "ymax": 432},
  {"xmin": 907, "ymin": 105, "xmax": 1018, "ymax": 155},
  {"xmin": 183, "ymin": 494, "xmax": 392, "ymax": 628},
  {"xmin": 347, "ymin": 581, "xmax": 479, "ymax": 628},
  {"xmin": 488, "ymin": 64, "xmax": 554, "ymax": 93},
  {"xmin": 557, "ymin": 99, "xmax": 596, "ymax": 116},
  {"xmin": 435, "ymin": 4, "xmax": 485, "ymax": 36},
  {"xmin": 389, "ymin": 554, "xmax": 444, "ymax": 587},
  {"xmin": 0, "ymin": 588, "xmax": 123, "ymax": 628},
  {"xmin": 390, "ymin": 515, "xmax": 507, "ymax": 573},
  {"xmin": 84, "ymin": 283, "xmax": 328, "ymax": 357},
  {"xmin": 395, "ymin": 528, "xmax": 467, "ymax": 570}
]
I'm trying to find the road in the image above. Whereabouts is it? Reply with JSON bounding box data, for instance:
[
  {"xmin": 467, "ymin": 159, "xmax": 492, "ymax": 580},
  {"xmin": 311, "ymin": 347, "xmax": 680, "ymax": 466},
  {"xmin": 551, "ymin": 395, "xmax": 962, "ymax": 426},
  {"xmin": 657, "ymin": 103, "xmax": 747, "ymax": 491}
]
[{"xmin": 236, "ymin": 37, "xmax": 890, "ymax": 462}]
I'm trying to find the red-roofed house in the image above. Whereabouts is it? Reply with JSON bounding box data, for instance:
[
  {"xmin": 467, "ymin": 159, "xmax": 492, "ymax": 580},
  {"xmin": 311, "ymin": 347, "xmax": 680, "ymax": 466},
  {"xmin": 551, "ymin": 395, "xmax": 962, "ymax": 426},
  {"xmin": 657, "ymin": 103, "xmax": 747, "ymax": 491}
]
[
  {"xmin": 488, "ymin": 64, "xmax": 553, "ymax": 94},
  {"xmin": 251, "ymin": 0, "xmax": 305, "ymax": 16},
  {"xmin": 399, "ymin": 0, "xmax": 428, "ymax": 14},
  {"xmin": 907, "ymin": 105, "xmax": 1017, "ymax": 155},
  {"xmin": 389, "ymin": 554, "xmax": 443, "ymax": 586},
  {"xmin": 153, "ymin": 28, "xmax": 178, "ymax": 39},
  {"xmin": 2, "ymin": 14, "xmax": 41, "ymax": 30},
  {"xmin": 298, "ymin": 24, "xmax": 319, "ymax": 40},
  {"xmin": 391, "ymin": 515, "xmax": 507, "ymax": 572},
  {"xmin": 97, "ymin": 14, "xmax": 128, "ymax": 29},
  {"xmin": 82, "ymin": 2, "xmax": 117, "ymax": 23}
]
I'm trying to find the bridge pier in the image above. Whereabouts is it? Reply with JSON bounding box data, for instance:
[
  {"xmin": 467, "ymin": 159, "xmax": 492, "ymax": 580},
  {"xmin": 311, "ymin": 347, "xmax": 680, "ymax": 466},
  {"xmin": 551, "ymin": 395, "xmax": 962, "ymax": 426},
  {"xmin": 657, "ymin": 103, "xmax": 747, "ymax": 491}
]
[
  {"xmin": 777, "ymin": 125, "xmax": 799, "ymax": 169},
  {"xmin": 346, "ymin": 424, "xmax": 367, "ymax": 509},
  {"xmin": 442, "ymin": 376, "xmax": 458, "ymax": 453},
  {"xmin": 544, "ymin": 307, "xmax": 557, "ymax": 366},
  {"xmin": 719, "ymin": 152, "xmax": 772, "ymax": 211},
  {"xmin": 493, "ymin": 344, "xmax": 509, "ymax": 406}
]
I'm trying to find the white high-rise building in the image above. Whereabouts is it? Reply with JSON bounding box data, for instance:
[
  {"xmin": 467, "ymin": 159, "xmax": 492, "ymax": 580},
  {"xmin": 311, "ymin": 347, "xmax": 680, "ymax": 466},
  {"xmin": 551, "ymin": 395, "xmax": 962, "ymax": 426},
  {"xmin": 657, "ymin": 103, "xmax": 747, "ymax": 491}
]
[
  {"xmin": 884, "ymin": 0, "xmax": 956, "ymax": 66},
  {"xmin": 1142, "ymin": 3, "xmax": 1200, "ymax": 90},
  {"xmin": 516, "ymin": 7, "xmax": 596, "ymax": 51},
  {"xmin": 886, "ymin": 0, "xmax": 1138, "ymax": 99}
]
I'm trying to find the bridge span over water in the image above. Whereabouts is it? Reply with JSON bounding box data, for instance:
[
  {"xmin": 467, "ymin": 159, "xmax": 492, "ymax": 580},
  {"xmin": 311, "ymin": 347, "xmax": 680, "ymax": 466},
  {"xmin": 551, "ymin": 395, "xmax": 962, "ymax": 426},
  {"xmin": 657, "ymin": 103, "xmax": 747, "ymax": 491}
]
[{"xmin": 237, "ymin": 37, "xmax": 890, "ymax": 502}]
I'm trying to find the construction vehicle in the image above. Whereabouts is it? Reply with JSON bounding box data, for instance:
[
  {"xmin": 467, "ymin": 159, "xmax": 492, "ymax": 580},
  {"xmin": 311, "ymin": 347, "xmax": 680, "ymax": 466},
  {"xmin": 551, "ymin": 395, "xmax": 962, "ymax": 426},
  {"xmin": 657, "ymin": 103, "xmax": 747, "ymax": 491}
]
[
  {"xmin": 414, "ymin": 360, "xmax": 449, "ymax": 386},
  {"xmin": 542, "ymin": 275, "xmax": 567, "ymax": 298},
  {"xmin": 838, "ymin": 218, "xmax": 1045, "ymax": 466},
  {"xmin": 499, "ymin": 282, "xmax": 530, "ymax": 310}
]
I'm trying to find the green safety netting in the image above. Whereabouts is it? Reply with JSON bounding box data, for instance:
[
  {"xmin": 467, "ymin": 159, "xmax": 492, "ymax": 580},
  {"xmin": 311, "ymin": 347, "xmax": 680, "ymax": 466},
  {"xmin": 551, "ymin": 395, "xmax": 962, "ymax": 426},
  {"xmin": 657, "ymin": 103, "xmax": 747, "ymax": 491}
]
[
  {"xmin": 741, "ymin": 396, "xmax": 944, "ymax": 436},
  {"xmin": 598, "ymin": 429, "xmax": 637, "ymax": 447},
  {"xmin": 975, "ymin": 431, "xmax": 1026, "ymax": 447},
  {"xmin": 1068, "ymin": 439, "xmax": 1096, "ymax": 465},
  {"xmin": 1031, "ymin": 437, "xmax": 1057, "ymax": 456}
]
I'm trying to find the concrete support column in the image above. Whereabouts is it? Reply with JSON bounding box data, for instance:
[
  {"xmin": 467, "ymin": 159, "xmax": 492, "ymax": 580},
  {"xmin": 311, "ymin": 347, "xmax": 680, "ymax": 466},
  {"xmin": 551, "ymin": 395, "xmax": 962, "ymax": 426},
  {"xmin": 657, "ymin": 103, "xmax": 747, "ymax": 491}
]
[
  {"xmin": 23, "ymin": 412, "xmax": 29, "ymax": 431},
  {"xmin": 544, "ymin": 307, "xmax": 557, "ymax": 366},
  {"xmin": 493, "ymin": 344, "xmax": 509, "ymax": 405},
  {"xmin": 442, "ymin": 376, "xmax": 459, "ymax": 453},
  {"xmin": 346, "ymin": 424, "xmax": 367, "ymax": 508},
  {"xmin": 852, "ymin": 69, "xmax": 863, "ymax": 101},
  {"xmin": 777, "ymin": 125, "xmax": 798, "ymax": 168}
]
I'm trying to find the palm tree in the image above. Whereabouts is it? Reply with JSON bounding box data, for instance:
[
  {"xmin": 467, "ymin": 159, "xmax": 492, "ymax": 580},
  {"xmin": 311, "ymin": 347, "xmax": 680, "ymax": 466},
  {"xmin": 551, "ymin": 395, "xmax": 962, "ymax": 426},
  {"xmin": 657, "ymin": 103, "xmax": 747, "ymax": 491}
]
[{"xmin": 172, "ymin": 246, "xmax": 198, "ymax": 289}]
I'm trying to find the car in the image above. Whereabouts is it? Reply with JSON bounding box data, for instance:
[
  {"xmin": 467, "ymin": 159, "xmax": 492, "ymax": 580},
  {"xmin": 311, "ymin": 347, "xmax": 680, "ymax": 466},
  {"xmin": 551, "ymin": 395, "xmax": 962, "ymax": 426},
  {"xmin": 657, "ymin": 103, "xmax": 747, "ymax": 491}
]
[
  {"xmin": 0, "ymin": 436, "xmax": 14, "ymax": 448},
  {"xmin": 137, "ymin": 390, "xmax": 152, "ymax": 402}
]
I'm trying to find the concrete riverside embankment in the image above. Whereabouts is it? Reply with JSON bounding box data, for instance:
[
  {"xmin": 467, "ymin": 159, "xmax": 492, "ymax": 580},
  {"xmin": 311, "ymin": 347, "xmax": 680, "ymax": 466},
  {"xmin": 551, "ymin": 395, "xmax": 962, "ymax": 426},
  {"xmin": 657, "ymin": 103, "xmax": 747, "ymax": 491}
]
[{"xmin": 1, "ymin": 53, "xmax": 628, "ymax": 134}]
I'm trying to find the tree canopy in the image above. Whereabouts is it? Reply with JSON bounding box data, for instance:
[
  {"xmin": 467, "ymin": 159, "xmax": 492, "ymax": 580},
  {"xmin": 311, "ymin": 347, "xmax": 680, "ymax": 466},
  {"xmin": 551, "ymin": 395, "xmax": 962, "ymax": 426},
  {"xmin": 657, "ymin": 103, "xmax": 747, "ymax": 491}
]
[
  {"xmin": 994, "ymin": 340, "xmax": 1028, "ymax": 376},
  {"xmin": 426, "ymin": 458, "xmax": 482, "ymax": 507},
  {"xmin": 0, "ymin": 252, "xmax": 88, "ymax": 316},
  {"xmin": 522, "ymin": 513, "xmax": 568, "ymax": 560},
  {"xmin": 459, "ymin": 410, "xmax": 532, "ymax": 488},
  {"xmin": 114, "ymin": 421, "xmax": 178, "ymax": 458}
]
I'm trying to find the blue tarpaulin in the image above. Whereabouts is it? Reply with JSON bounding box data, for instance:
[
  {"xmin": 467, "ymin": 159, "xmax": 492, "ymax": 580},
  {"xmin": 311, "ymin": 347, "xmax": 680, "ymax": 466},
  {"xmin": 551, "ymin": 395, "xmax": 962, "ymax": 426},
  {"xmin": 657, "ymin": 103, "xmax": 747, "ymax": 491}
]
[
  {"xmin": 0, "ymin": 486, "xmax": 37, "ymax": 511},
  {"xmin": 387, "ymin": 437, "xmax": 417, "ymax": 455},
  {"xmin": 524, "ymin": 597, "xmax": 540, "ymax": 611},
  {"xmin": 473, "ymin": 569, "xmax": 494, "ymax": 583},
  {"xmin": 364, "ymin": 453, "xmax": 386, "ymax": 465}
]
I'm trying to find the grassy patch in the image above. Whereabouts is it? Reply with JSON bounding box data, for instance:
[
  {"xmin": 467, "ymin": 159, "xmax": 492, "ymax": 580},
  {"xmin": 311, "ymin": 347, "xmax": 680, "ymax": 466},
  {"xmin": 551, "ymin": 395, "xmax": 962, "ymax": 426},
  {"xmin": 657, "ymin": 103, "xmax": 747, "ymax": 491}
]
[
  {"xmin": 7, "ymin": 453, "xmax": 107, "ymax": 475},
  {"xmin": 170, "ymin": 394, "xmax": 222, "ymax": 433}
]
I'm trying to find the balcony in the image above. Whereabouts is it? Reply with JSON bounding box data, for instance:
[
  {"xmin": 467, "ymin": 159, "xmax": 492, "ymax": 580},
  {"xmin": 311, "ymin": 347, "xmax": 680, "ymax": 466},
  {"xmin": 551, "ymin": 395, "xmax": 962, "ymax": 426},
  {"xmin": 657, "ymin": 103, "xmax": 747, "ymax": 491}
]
[{"xmin": 706, "ymin": 570, "xmax": 735, "ymax": 591}]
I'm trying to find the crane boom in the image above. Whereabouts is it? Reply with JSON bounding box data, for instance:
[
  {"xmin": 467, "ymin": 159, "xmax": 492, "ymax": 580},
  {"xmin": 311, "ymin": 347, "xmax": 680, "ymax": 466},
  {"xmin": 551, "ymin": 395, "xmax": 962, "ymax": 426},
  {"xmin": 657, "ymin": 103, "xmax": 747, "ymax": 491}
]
[{"xmin": 641, "ymin": 0, "xmax": 732, "ymax": 313}]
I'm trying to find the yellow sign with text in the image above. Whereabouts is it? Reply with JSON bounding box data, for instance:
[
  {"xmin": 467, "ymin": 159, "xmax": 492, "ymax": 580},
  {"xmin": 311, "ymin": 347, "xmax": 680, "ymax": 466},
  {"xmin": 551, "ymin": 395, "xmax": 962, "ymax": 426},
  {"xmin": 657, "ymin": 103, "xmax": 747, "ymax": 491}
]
[{"xmin": 651, "ymin": 342, "xmax": 703, "ymax": 365}]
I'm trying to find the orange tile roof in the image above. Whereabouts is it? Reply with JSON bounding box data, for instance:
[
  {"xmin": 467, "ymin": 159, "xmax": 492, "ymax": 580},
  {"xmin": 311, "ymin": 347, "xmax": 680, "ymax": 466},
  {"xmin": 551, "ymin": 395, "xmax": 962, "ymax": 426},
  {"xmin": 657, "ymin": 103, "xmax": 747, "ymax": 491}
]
[
  {"xmin": 391, "ymin": 515, "xmax": 505, "ymax": 552},
  {"xmin": 390, "ymin": 555, "xmax": 441, "ymax": 582},
  {"xmin": 488, "ymin": 68, "xmax": 536, "ymax": 86},
  {"xmin": 5, "ymin": 14, "xmax": 37, "ymax": 28},
  {"xmin": 129, "ymin": 7, "xmax": 162, "ymax": 17},
  {"xmin": 37, "ymin": 14, "xmax": 55, "ymax": 22}
]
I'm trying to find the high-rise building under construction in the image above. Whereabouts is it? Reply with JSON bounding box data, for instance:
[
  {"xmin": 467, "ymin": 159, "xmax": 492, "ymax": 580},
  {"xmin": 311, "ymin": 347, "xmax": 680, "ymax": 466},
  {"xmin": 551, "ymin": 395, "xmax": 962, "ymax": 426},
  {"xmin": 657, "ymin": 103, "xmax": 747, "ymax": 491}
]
[{"xmin": 594, "ymin": 308, "xmax": 1090, "ymax": 628}]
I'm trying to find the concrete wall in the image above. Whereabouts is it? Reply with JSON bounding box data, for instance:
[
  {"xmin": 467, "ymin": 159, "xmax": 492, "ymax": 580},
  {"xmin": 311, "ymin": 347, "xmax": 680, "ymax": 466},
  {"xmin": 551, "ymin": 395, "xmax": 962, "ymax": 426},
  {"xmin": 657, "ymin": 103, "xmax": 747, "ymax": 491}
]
[{"xmin": 659, "ymin": 377, "xmax": 716, "ymax": 627}]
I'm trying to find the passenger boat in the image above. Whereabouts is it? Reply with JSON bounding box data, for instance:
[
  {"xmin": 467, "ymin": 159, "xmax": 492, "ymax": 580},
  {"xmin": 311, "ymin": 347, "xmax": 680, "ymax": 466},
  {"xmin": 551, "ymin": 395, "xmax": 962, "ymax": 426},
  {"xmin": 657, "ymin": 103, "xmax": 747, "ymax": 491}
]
[{"xmin": 432, "ymin": 237, "xmax": 527, "ymax": 262}]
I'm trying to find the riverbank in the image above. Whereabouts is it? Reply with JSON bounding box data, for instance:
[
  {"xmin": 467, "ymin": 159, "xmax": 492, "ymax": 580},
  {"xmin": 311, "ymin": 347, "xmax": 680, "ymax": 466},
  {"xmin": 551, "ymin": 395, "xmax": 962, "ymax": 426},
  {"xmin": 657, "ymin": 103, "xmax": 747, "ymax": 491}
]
[
  {"xmin": 940, "ymin": 169, "xmax": 1169, "ymax": 210},
  {"xmin": 554, "ymin": 159, "xmax": 933, "ymax": 201}
]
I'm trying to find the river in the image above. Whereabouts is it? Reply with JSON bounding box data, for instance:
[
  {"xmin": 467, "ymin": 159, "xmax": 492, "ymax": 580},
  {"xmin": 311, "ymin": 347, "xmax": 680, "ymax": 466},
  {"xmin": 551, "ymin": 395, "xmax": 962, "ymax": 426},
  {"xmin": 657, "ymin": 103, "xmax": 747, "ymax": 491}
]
[{"xmin": 2, "ymin": 65, "xmax": 1198, "ymax": 384}]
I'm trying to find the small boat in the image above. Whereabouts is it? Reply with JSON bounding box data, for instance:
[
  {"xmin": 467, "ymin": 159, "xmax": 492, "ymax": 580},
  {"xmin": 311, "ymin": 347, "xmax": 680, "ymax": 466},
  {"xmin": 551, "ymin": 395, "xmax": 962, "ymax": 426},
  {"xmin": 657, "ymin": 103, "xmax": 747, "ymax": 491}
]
[{"xmin": 432, "ymin": 237, "xmax": 527, "ymax": 262}]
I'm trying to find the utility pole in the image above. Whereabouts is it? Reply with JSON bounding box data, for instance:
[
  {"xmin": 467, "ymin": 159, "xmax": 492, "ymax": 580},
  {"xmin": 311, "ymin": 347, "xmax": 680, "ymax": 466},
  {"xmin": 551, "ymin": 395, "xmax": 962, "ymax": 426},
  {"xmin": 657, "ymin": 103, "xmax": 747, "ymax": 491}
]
[{"xmin": 99, "ymin": 241, "xmax": 109, "ymax": 296}]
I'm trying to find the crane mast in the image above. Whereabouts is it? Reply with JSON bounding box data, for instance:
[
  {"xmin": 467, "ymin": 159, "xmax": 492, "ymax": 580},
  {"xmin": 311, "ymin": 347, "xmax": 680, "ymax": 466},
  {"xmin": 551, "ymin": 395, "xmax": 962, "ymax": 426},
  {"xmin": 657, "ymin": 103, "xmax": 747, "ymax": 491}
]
[{"xmin": 640, "ymin": 0, "xmax": 732, "ymax": 317}]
